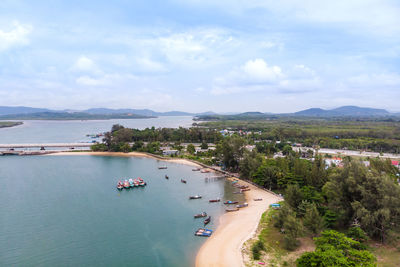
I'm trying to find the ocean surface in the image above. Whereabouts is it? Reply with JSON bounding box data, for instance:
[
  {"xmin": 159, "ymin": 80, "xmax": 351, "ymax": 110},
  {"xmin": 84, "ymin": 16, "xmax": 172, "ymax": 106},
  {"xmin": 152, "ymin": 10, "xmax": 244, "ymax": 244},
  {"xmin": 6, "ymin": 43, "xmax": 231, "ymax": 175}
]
[
  {"xmin": 0, "ymin": 155, "xmax": 244, "ymax": 267},
  {"xmin": 0, "ymin": 116, "xmax": 194, "ymax": 144}
]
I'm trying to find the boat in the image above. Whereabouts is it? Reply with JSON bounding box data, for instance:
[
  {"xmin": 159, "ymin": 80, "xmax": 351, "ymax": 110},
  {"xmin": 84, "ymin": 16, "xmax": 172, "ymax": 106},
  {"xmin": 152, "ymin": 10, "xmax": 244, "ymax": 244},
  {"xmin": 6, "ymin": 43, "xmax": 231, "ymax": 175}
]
[
  {"xmin": 209, "ymin": 198, "xmax": 220, "ymax": 203},
  {"xmin": 165, "ymin": 175, "xmax": 169, "ymax": 179},
  {"xmin": 189, "ymin": 195, "xmax": 202, "ymax": 199},
  {"xmin": 233, "ymin": 191, "xmax": 242, "ymax": 194},
  {"xmin": 128, "ymin": 178, "xmax": 134, "ymax": 187},
  {"xmin": 181, "ymin": 179, "xmax": 187, "ymax": 183},
  {"xmin": 192, "ymin": 168, "xmax": 200, "ymax": 171},
  {"xmin": 117, "ymin": 181, "xmax": 123, "ymax": 190},
  {"xmin": 240, "ymin": 188, "xmax": 251, "ymax": 192},
  {"xmin": 137, "ymin": 177, "xmax": 146, "ymax": 186},
  {"xmin": 254, "ymin": 198, "xmax": 263, "ymax": 201},
  {"xmin": 204, "ymin": 216, "xmax": 211, "ymax": 225},
  {"xmin": 236, "ymin": 203, "xmax": 248, "ymax": 208},
  {"xmin": 224, "ymin": 200, "xmax": 238, "ymax": 204},
  {"xmin": 195, "ymin": 228, "xmax": 213, "ymax": 237},
  {"xmin": 194, "ymin": 212, "xmax": 207, "ymax": 218},
  {"xmin": 226, "ymin": 208, "xmax": 239, "ymax": 212},
  {"xmin": 123, "ymin": 180, "xmax": 130, "ymax": 189},
  {"xmin": 158, "ymin": 166, "xmax": 168, "ymax": 169},
  {"xmin": 200, "ymin": 169, "xmax": 210, "ymax": 173}
]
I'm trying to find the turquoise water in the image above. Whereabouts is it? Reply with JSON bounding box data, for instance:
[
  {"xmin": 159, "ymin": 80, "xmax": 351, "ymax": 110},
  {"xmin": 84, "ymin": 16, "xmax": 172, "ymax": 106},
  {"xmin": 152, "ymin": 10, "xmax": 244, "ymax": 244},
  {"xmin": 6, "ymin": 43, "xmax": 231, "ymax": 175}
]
[
  {"xmin": 0, "ymin": 116, "xmax": 193, "ymax": 144},
  {"xmin": 0, "ymin": 155, "xmax": 243, "ymax": 266}
]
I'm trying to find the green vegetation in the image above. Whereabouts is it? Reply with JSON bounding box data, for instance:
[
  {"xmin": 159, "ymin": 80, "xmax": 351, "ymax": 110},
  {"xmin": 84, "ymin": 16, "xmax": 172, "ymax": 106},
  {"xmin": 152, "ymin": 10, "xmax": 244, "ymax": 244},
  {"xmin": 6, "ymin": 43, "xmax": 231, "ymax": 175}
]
[
  {"xmin": 196, "ymin": 117, "xmax": 400, "ymax": 153},
  {"xmin": 95, "ymin": 124, "xmax": 400, "ymax": 266},
  {"xmin": 0, "ymin": 121, "xmax": 23, "ymax": 128}
]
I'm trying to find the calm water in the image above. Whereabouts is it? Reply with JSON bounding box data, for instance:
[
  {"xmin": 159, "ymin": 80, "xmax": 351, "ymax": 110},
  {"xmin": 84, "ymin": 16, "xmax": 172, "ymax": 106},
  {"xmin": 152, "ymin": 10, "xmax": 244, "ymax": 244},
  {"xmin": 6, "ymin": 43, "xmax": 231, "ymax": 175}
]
[
  {"xmin": 0, "ymin": 155, "xmax": 243, "ymax": 266},
  {"xmin": 0, "ymin": 116, "xmax": 193, "ymax": 144}
]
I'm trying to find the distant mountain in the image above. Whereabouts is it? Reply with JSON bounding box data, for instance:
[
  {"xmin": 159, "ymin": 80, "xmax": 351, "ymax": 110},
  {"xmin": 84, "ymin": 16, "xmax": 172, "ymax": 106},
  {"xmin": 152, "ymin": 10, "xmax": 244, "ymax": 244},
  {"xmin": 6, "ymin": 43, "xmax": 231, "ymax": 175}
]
[
  {"xmin": 85, "ymin": 108, "xmax": 193, "ymax": 116},
  {"xmin": 0, "ymin": 106, "xmax": 52, "ymax": 115},
  {"xmin": 0, "ymin": 112, "xmax": 154, "ymax": 120},
  {"xmin": 294, "ymin": 106, "xmax": 391, "ymax": 117}
]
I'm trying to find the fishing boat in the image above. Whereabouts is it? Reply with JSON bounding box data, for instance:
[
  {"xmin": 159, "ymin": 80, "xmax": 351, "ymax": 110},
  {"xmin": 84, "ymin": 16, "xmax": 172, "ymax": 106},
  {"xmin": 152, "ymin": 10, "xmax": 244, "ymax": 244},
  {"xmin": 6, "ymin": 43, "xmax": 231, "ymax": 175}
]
[
  {"xmin": 226, "ymin": 208, "xmax": 239, "ymax": 212},
  {"xmin": 123, "ymin": 180, "xmax": 130, "ymax": 189},
  {"xmin": 224, "ymin": 200, "xmax": 238, "ymax": 205},
  {"xmin": 192, "ymin": 168, "xmax": 200, "ymax": 171},
  {"xmin": 194, "ymin": 212, "xmax": 207, "ymax": 218},
  {"xmin": 236, "ymin": 203, "xmax": 248, "ymax": 208},
  {"xmin": 158, "ymin": 166, "xmax": 167, "ymax": 169},
  {"xmin": 128, "ymin": 178, "xmax": 134, "ymax": 187},
  {"xmin": 254, "ymin": 198, "xmax": 263, "ymax": 201},
  {"xmin": 181, "ymin": 179, "xmax": 187, "ymax": 183},
  {"xmin": 209, "ymin": 198, "xmax": 220, "ymax": 203},
  {"xmin": 204, "ymin": 216, "xmax": 211, "ymax": 225},
  {"xmin": 117, "ymin": 181, "xmax": 123, "ymax": 190},
  {"xmin": 189, "ymin": 195, "xmax": 202, "ymax": 199},
  {"xmin": 195, "ymin": 228, "xmax": 213, "ymax": 237},
  {"xmin": 165, "ymin": 175, "xmax": 169, "ymax": 179}
]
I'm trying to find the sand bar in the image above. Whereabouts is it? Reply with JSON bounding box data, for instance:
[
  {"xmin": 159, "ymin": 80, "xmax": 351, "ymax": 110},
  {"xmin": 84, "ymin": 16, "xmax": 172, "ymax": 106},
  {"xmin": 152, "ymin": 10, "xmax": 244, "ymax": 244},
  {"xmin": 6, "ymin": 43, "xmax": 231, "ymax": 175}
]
[{"xmin": 196, "ymin": 180, "xmax": 282, "ymax": 267}]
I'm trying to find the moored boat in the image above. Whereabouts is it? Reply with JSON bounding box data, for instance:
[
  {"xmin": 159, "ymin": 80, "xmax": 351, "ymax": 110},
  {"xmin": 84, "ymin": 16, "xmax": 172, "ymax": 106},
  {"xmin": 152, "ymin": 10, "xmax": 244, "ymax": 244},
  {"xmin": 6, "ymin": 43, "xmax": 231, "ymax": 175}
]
[
  {"xmin": 117, "ymin": 180, "xmax": 123, "ymax": 190},
  {"xmin": 181, "ymin": 179, "xmax": 187, "ymax": 183},
  {"xmin": 158, "ymin": 166, "xmax": 167, "ymax": 169},
  {"xmin": 123, "ymin": 180, "xmax": 130, "ymax": 189},
  {"xmin": 254, "ymin": 198, "xmax": 263, "ymax": 201},
  {"xmin": 226, "ymin": 208, "xmax": 239, "ymax": 212},
  {"xmin": 194, "ymin": 212, "xmax": 207, "ymax": 218},
  {"xmin": 128, "ymin": 178, "xmax": 134, "ymax": 187},
  {"xmin": 240, "ymin": 188, "xmax": 251, "ymax": 192},
  {"xmin": 209, "ymin": 198, "xmax": 220, "ymax": 203},
  {"xmin": 165, "ymin": 175, "xmax": 169, "ymax": 179},
  {"xmin": 236, "ymin": 203, "xmax": 248, "ymax": 208},
  {"xmin": 195, "ymin": 228, "xmax": 213, "ymax": 237},
  {"xmin": 192, "ymin": 168, "xmax": 200, "ymax": 171},
  {"xmin": 224, "ymin": 200, "xmax": 238, "ymax": 204},
  {"xmin": 203, "ymin": 216, "xmax": 211, "ymax": 225},
  {"xmin": 189, "ymin": 195, "xmax": 202, "ymax": 199}
]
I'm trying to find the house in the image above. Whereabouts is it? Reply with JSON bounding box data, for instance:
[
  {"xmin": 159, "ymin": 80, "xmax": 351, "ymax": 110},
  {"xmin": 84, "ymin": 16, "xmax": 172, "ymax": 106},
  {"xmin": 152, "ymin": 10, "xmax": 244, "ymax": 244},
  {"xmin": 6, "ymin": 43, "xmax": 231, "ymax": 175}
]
[
  {"xmin": 162, "ymin": 149, "xmax": 179, "ymax": 156},
  {"xmin": 392, "ymin": 160, "xmax": 400, "ymax": 169},
  {"xmin": 325, "ymin": 157, "xmax": 343, "ymax": 167}
]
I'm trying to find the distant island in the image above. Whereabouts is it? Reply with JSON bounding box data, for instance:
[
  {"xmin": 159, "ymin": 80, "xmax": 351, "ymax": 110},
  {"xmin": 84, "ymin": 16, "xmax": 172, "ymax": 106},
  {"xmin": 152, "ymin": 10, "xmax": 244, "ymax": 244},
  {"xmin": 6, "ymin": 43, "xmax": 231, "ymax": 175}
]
[
  {"xmin": 0, "ymin": 112, "xmax": 155, "ymax": 120},
  {"xmin": 0, "ymin": 121, "xmax": 23, "ymax": 128}
]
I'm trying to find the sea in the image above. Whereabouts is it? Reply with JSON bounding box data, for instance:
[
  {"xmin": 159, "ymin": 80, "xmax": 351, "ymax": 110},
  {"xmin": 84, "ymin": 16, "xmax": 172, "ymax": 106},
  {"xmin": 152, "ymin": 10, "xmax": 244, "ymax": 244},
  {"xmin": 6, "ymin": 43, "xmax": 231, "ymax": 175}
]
[{"xmin": 0, "ymin": 117, "xmax": 243, "ymax": 266}]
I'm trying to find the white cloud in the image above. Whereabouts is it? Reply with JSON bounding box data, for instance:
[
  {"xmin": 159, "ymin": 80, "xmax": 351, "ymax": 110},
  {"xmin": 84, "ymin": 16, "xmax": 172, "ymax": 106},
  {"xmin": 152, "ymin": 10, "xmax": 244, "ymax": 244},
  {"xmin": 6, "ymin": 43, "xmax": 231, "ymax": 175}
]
[
  {"xmin": 75, "ymin": 73, "xmax": 138, "ymax": 87},
  {"xmin": 241, "ymin": 58, "xmax": 283, "ymax": 82},
  {"xmin": 348, "ymin": 73, "xmax": 400, "ymax": 87},
  {"xmin": 71, "ymin": 56, "xmax": 102, "ymax": 74},
  {"xmin": 0, "ymin": 21, "xmax": 32, "ymax": 51},
  {"xmin": 136, "ymin": 58, "xmax": 167, "ymax": 72}
]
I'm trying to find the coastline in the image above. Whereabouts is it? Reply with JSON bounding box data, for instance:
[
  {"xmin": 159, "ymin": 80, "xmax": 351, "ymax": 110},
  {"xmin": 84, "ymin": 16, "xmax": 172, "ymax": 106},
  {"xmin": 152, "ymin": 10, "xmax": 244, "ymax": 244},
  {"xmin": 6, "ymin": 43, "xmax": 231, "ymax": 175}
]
[
  {"xmin": 196, "ymin": 179, "xmax": 283, "ymax": 267},
  {"xmin": 46, "ymin": 151, "xmax": 203, "ymax": 167},
  {"xmin": 47, "ymin": 151, "xmax": 282, "ymax": 267}
]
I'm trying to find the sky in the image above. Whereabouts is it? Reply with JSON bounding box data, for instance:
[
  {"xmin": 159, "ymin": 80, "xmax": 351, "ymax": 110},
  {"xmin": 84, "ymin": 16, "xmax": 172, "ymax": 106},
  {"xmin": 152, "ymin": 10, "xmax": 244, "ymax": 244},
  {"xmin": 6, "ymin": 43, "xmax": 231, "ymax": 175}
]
[{"xmin": 0, "ymin": 0, "xmax": 399, "ymax": 113}]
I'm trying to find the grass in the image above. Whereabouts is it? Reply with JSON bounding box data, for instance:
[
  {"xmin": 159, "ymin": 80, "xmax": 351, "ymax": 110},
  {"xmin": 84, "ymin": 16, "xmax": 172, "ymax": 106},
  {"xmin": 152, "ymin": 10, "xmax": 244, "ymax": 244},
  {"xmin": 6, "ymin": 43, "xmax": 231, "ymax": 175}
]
[
  {"xmin": 243, "ymin": 208, "xmax": 314, "ymax": 267},
  {"xmin": 0, "ymin": 121, "xmax": 23, "ymax": 128}
]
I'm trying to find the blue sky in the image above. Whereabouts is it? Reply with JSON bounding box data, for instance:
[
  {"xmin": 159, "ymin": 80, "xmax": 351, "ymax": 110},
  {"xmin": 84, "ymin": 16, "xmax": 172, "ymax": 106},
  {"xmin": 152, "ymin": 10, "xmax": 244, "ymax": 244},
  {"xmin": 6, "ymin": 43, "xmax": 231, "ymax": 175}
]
[{"xmin": 0, "ymin": 0, "xmax": 399, "ymax": 112}]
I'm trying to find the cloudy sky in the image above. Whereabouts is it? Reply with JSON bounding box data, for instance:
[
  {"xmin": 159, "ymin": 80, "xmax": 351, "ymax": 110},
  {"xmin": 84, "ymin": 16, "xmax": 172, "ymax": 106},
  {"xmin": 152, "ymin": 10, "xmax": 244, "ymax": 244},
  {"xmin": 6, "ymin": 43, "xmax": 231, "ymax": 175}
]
[{"xmin": 0, "ymin": 0, "xmax": 399, "ymax": 113}]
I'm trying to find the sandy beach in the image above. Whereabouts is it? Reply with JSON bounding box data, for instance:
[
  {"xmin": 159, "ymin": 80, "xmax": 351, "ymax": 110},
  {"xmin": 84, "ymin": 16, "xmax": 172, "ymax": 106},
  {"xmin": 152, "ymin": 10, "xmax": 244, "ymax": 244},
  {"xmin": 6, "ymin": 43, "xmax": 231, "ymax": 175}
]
[
  {"xmin": 46, "ymin": 151, "xmax": 202, "ymax": 167},
  {"xmin": 196, "ymin": 180, "xmax": 282, "ymax": 267}
]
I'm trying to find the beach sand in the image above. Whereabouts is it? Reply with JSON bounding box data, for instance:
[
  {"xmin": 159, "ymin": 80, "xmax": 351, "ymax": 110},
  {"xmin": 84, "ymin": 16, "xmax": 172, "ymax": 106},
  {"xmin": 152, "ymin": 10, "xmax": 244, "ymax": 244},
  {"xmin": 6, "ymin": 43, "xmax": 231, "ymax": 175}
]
[
  {"xmin": 46, "ymin": 151, "xmax": 202, "ymax": 167},
  {"xmin": 196, "ymin": 180, "xmax": 283, "ymax": 267}
]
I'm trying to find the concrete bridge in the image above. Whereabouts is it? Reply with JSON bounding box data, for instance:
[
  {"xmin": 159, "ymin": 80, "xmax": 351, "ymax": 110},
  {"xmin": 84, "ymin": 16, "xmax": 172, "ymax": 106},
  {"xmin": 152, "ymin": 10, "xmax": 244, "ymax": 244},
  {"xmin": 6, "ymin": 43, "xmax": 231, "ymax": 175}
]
[{"xmin": 0, "ymin": 143, "xmax": 94, "ymax": 149}]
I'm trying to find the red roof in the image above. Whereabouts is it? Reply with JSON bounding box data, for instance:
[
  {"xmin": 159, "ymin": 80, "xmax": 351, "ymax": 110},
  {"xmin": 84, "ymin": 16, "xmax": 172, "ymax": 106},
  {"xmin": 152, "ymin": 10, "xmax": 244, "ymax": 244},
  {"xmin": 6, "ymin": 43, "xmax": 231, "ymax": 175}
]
[{"xmin": 392, "ymin": 160, "xmax": 399, "ymax": 166}]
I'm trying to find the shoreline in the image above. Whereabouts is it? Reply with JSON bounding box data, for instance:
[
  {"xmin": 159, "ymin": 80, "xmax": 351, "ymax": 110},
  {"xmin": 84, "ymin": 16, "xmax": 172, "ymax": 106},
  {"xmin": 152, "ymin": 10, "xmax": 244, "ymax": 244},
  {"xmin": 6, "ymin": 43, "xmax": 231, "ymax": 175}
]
[
  {"xmin": 47, "ymin": 151, "xmax": 282, "ymax": 267},
  {"xmin": 46, "ymin": 151, "xmax": 203, "ymax": 167},
  {"xmin": 196, "ymin": 179, "xmax": 283, "ymax": 267}
]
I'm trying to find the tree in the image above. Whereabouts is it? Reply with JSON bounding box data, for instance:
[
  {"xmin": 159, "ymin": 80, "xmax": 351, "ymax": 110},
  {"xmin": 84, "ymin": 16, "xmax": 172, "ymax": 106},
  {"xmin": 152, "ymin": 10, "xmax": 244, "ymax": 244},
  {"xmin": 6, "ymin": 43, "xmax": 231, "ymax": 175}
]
[
  {"xmin": 297, "ymin": 230, "xmax": 376, "ymax": 267},
  {"xmin": 282, "ymin": 212, "xmax": 303, "ymax": 250},
  {"xmin": 285, "ymin": 184, "xmax": 304, "ymax": 211},
  {"xmin": 187, "ymin": 144, "xmax": 195, "ymax": 154},
  {"xmin": 303, "ymin": 203, "xmax": 325, "ymax": 234},
  {"xmin": 200, "ymin": 141, "xmax": 208, "ymax": 149}
]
